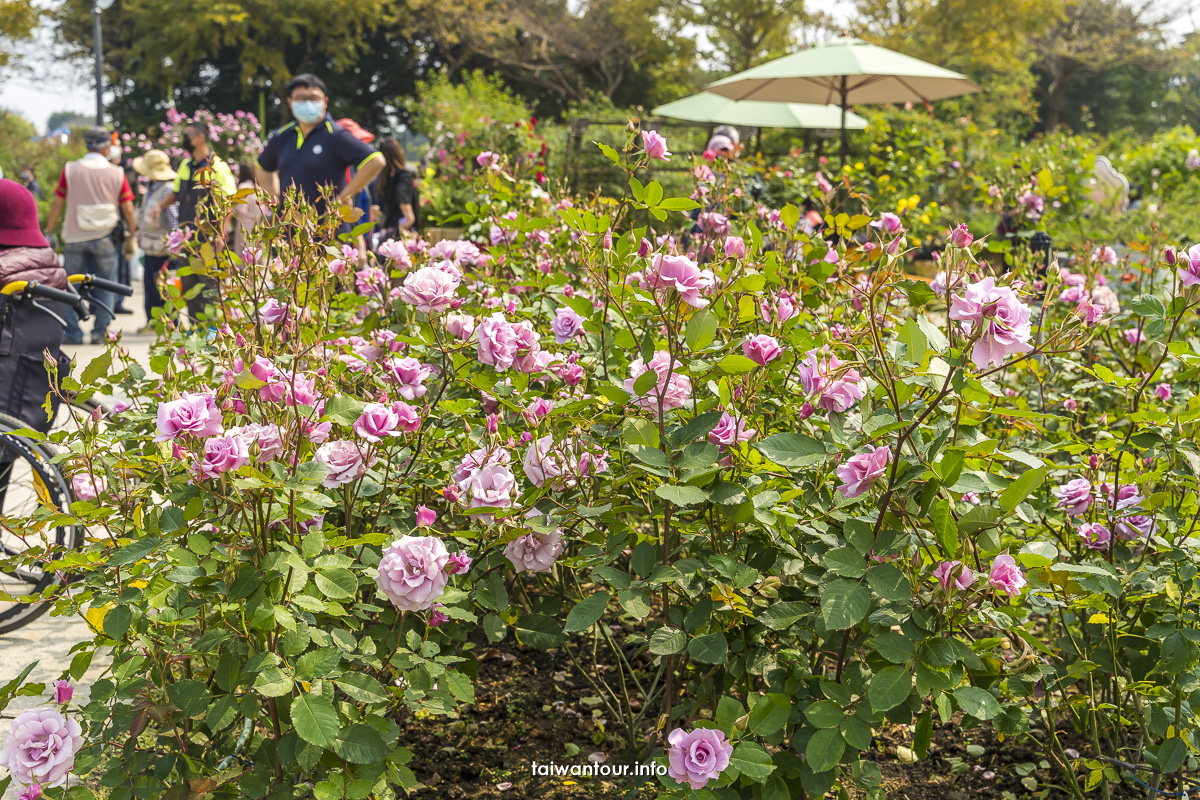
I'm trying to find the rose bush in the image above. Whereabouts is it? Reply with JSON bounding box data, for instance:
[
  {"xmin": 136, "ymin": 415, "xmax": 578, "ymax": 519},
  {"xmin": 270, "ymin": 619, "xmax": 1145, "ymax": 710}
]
[{"xmin": 1, "ymin": 125, "xmax": 1199, "ymax": 800}]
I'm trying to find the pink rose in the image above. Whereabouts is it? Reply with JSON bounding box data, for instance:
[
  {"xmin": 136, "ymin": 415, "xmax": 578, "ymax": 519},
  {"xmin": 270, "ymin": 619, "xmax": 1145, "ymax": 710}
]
[
  {"xmin": 724, "ymin": 236, "xmax": 745, "ymax": 259},
  {"xmin": 1177, "ymin": 244, "xmax": 1200, "ymax": 288},
  {"xmin": 399, "ymin": 266, "xmax": 459, "ymax": 313},
  {"xmin": 759, "ymin": 292, "xmax": 797, "ymax": 325},
  {"xmin": 453, "ymin": 447, "xmax": 512, "ymax": 488},
  {"xmin": 550, "ymin": 307, "xmax": 584, "ymax": 344},
  {"xmin": 835, "ymin": 444, "xmax": 890, "ymax": 498},
  {"xmin": 624, "ymin": 350, "xmax": 692, "ymax": 413},
  {"xmin": 314, "ymin": 440, "xmax": 370, "ymax": 488},
  {"xmin": 447, "ymin": 552, "xmax": 472, "ymax": 574},
  {"xmin": 949, "ymin": 277, "xmax": 1034, "ymax": 369},
  {"xmin": 376, "ymin": 535, "xmax": 448, "ymax": 611},
  {"xmin": 948, "ymin": 223, "xmax": 973, "ymax": 248},
  {"xmin": 0, "ymin": 707, "xmax": 83, "ymax": 788},
  {"xmin": 1092, "ymin": 245, "xmax": 1119, "ymax": 265},
  {"xmin": 258, "ymin": 298, "xmax": 289, "ymax": 325},
  {"xmin": 1079, "ymin": 522, "xmax": 1111, "ymax": 550},
  {"xmin": 354, "ymin": 403, "xmax": 404, "ymax": 442},
  {"xmin": 641, "ymin": 130, "xmax": 671, "ymax": 161},
  {"xmin": 698, "ymin": 212, "xmax": 730, "ymax": 236},
  {"xmin": 870, "ymin": 212, "xmax": 904, "ymax": 234},
  {"xmin": 445, "ymin": 313, "xmax": 476, "ymax": 341},
  {"xmin": 416, "ymin": 505, "xmax": 437, "ymax": 527},
  {"xmin": 383, "ymin": 357, "xmax": 431, "ymax": 401},
  {"xmin": 377, "ymin": 238, "xmax": 411, "ymax": 265},
  {"xmin": 392, "ymin": 401, "xmax": 422, "ymax": 433},
  {"xmin": 1156, "ymin": 383, "xmax": 1172, "ymax": 401},
  {"xmin": 1125, "ymin": 328, "xmax": 1147, "ymax": 346},
  {"xmin": 1053, "ymin": 478, "xmax": 1092, "ymax": 516},
  {"xmin": 933, "ymin": 560, "xmax": 975, "ymax": 591},
  {"xmin": 71, "ymin": 472, "xmax": 105, "ymax": 501},
  {"xmin": 155, "ymin": 392, "xmax": 223, "ymax": 441},
  {"xmin": 226, "ymin": 423, "xmax": 284, "ymax": 462},
  {"xmin": 523, "ymin": 398, "xmax": 554, "ymax": 425},
  {"xmin": 707, "ymin": 412, "xmax": 755, "ymax": 449},
  {"xmin": 476, "ymin": 313, "xmax": 519, "ymax": 370},
  {"xmin": 645, "ymin": 254, "xmax": 715, "ymax": 309},
  {"xmin": 523, "ymin": 435, "xmax": 568, "ymax": 489},
  {"xmin": 742, "ymin": 334, "xmax": 783, "ymax": 366},
  {"xmin": 54, "ymin": 680, "xmax": 73, "ymax": 706},
  {"xmin": 465, "ymin": 464, "xmax": 517, "ymax": 515},
  {"xmin": 666, "ymin": 727, "xmax": 733, "ymax": 790},
  {"xmin": 815, "ymin": 171, "xmax": 833, "ymax": 194},
  {"xmin": 197, "ymin": 433, "xmax": 251, "ymax": 480},
  {"xmin": 797, "ymin": 348, "xmax": 864, "ymax": 413},
  {"xmin": 510, "ymin": 320, "xmax": 544, "ymax": 373},
  {"xmin": 505, "ymin": 510, "xmax": 565, "ymax": 572},
  {"xmin": 1074, "ymin": 297, "xmax": 1106, "ymax": 327},
  {"xmin": 987, "ymin": 554, "xmax": 1026, "ymax": 596}
]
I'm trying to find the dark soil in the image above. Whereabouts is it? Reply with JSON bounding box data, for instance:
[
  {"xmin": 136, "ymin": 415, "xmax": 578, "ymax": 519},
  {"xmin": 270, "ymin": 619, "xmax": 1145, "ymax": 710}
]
[{"xmin": 397, "ymin": 635, "xmax": 1148, "ymax": 799}]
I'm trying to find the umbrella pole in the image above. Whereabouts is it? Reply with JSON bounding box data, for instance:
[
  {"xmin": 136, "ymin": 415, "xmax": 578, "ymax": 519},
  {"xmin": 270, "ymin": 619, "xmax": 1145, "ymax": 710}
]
[{"xmin": 840, "ymin": 77, "xmax": 849, "ymax": 167}]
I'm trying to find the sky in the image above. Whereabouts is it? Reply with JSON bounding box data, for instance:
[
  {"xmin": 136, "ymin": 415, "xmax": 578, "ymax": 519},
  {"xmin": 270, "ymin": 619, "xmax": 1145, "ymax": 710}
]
[{"xmin": 1, "ymin": 0, "xmax": 1195, "ymax": 132}]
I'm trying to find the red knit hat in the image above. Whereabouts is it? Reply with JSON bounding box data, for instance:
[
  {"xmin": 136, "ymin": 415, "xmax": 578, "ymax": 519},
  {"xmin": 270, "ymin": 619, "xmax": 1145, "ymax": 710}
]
[{"xmin": 0, "ymin": 179, "xmax": 49, "ymax": 248}]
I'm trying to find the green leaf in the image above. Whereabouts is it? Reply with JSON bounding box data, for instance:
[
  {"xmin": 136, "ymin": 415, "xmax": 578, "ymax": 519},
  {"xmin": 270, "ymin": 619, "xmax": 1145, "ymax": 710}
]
[
  {"xmin": 913, "ymin": 709, "xmax": 933, "ymax": 759},
  {"xmin": 659, "ymin": 197, "xmax": 701, "ymax": 212},
  {"xmin": 898, "ymin": 320, "xmax": 927, "ymax": 365},
  {"xmin": 1128, "ymin": 295, "xmax": 1165, "ymax": 319},
  {"xmin": 866, "ymin": 564, "xmax": 909, "ymax": 604},
  {"xmin": 314, "ymin": 568, "xmax": 358, "ymax": 600},
  {"xmin": 632, "ymin": 369, "xmax": 658, "ymax": 396},
  {"xmin": 103, "ymin": 605, "xmax": 133, "ymax": 640},
  {"xmin": 81, "ymin": 350, "xmax": 112, "ymax": 385},
  {"xmin": 755, "ymin": 433, "xmax": 827, "ymax": 467},
  {"xmin": 729, "ymin": 741, "xmax": 776, "ymax": 782},
  {"xmin": 617, "ymin": 589, "xmax": 651, "ymax": 620},
  {"xmin": 291, "ymin": 693, "xmax": 340, "ymax": 748},
  {"xmin": 655, "ymin": 484, "xmax": 708, "ymax": 506},
  {"xmin": 296, "ymin": 648, "xmax": 342, "ymax": 681},
  {"xmin": 596, "ymin": 142, "xmax": 621, "ymax": 164},
  {"xmin": 954, "ymin": 686, "xmax": 1001, "ymax": 720},
  {"xmin": 805, "ymin": 700, "xmax": 844, "ymax": 728},
  {"xmin": 874, "ymin": 631, "xmax": 916, "ymax": 663},
  {"xmin": 868, "ymin": 666, "xmax": 912, "ymax": 712},
  {"xmin": 805, "ymin": 728, "xmax": 846, "ymax": 773},
  {"xmin": 482, "ymin": 614, "xmax": 507, "ymax": 643},
  {"xmin": 253, "ymin": 667, "xmax": 293, "ymax": 698},
  {"xmin": 821, "ymin": 579, "xmax": 870, "ymax": 630},
  {"xmin": 444, "ymin": 670, "xmax": 475, "ymax": 703},
  {"xmin": 917, "ymin": 315, "xmax": 949, "ymax": 352},
  {"xmin": 564, "ymin": 592, "xmax": 610, "ymax": 632},
  {"xmin": 166, "ymin": 679, "xmax": 210, "ymax": 718},
  {"xmin": 688, "ymin": 632, "xmax": 728, "ymax": 664},
  {"xmin": 717, "ymin": 354, "xmax": 760, "ymax": 374},
  {"xmin": 897, "ymin": 279, "xmax": 937, "ymax": 307},
  {"xmin": 933, "ymin": 500, "xmax": 958, "ymax": 555},
  {"xmin": 622, "ymin": 418, "xmax": 659, "ymax": 449},
  {"xmin": 332, "ymin": 723, "xmax": 389, "ymax": 764},
  {"xmin": 514, "ymin": 614, "xmax": 568, "ymax": 649},
  {"xmin": 1159, "ymin": 737, "xmax": 1188, "ymax": 773},
  {"xmin": 758, "ymin": 601, "xmax": 807, "ymax": 630},
  {"xmin": 685, "ymin": 308, "xmax": 718, "ymax": 352},
  {"xmin": 716, "ymin": 696, "xmax": 746, "ymax": 732},
  {"xmin": 649, "ymin": 626, "xmax": 687, "ymax": 655},
  {"xmin": 748, "ymin": 693, "xmax": 791, "ymax": 735},
  {"xmin": 336, "ymin": 673, "xmax": 388, "ymax": 704},
  {"xmin": 999, "ymin": 467, "xmax": 1047, "ymax": 515}
]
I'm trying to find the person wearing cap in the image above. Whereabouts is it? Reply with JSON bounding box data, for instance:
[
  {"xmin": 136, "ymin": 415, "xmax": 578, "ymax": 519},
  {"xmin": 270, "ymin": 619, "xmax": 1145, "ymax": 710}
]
[
  {"xmin": 132, "ymin": 149, "xmax": 179, "ymax": 326},
  {"xmin": 0, "ymin": 178, "xmax": 71, "ymax": 433},
  {"xmin": 255, "ymin": 74, "xmax": 385, "ymax": 219},
  {"xmin": 705, "ymin": 134, "xmax": 737, "ymax": 161},
  {"xmin": 148, "ymin": 120, "xmax": 237, "ymax": 322},
  {"xmin": 43, "ymin": 127, "xmax": 137, "ymax": 345}
]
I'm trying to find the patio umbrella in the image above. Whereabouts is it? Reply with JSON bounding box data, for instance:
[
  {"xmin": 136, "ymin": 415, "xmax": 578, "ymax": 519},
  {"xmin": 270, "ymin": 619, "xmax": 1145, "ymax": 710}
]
[
  {"xmin": 705, "ymin": 37, "xmax": 981, "ymax": 164},
  {"xmin": 651, "ymin": 92, "xmax": 869, "ymax": 131}
]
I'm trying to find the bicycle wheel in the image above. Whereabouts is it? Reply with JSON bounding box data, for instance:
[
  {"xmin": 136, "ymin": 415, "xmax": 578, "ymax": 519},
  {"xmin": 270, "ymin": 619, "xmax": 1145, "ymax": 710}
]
[{"xmin": 0, "ymin": 415, "xmax": 80, "ymax": 635}]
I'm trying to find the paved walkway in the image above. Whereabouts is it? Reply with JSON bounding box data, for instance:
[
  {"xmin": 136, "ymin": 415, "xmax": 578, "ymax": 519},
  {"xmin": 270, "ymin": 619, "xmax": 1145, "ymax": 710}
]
[{"xmin": 0, "ymin": 278, "xmax": 157, "ymax": 795}]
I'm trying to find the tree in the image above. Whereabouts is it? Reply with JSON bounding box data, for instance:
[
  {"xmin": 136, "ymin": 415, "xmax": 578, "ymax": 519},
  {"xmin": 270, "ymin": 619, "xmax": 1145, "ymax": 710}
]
[
  {"xmin": 699, "ymin": 0, "xmax": 810, "ymax": 72},
  {"xmin": 0, "ymin": 0, "xmax": 39, "ymax": 71},
  {"xmin": 1031, "ymin": 0, "xmax": 1171, "ymax": 131},
  {"xmin": 853, "ymin": 0, "xmax": 1055, "ymax": 129}
]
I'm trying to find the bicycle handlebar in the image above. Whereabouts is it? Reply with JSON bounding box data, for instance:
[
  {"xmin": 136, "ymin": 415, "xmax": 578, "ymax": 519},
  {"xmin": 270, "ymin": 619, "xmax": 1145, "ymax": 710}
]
[
  {"xmin": 68, "ymin": 275, "xmax": 135, "ymax": 297},
  {"xmin": 1, "ymin": 281, "xmax": 83, "ymax": 309}
]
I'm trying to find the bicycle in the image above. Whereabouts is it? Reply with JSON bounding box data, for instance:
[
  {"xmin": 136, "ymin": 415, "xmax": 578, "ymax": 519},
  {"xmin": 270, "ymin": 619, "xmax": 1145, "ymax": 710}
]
[{"xmin": 0, "ymin": 274, "xmax": 133, "ymax": 634}]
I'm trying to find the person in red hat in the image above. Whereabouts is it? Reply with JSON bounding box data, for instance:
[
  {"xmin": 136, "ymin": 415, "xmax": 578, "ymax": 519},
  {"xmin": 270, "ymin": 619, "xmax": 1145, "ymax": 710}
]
[
  {"xmin": 0, "ymin": 179, "xmax": 69, "ymax": 292},
  {"xmin": 0, "ymin": 178, "xmax": 72, "ymax": 434}
]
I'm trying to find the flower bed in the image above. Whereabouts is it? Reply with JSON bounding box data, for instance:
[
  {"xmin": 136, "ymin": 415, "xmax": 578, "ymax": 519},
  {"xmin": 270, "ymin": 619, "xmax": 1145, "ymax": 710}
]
[{"xmin": 2, "ymin": 130, "xmax": 1200, "ymax": 800}]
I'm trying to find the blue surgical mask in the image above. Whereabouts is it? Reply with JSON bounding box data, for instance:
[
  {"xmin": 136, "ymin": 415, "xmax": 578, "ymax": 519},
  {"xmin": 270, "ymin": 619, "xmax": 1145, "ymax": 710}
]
[{"xmin": 292, "ymin": 100, "xmax": 325, "ymax": 124}]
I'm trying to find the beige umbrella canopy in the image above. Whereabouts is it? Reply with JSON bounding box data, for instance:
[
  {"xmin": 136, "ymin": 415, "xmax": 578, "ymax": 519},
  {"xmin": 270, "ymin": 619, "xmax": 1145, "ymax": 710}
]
[
  {"xmin": 651, "ymin": 92, "xmax": 869, "ymax": 130},
  {"xmin": 705, "ymin": 37, "xmax": 982, "ymax": 163}
]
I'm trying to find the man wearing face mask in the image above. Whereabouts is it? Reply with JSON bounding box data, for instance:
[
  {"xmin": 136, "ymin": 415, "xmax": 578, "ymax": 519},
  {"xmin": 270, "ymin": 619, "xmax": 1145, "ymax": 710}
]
[
  {"xmin": 255, "ymin": 74, "xmax": 385, "ymax": 220},
  {"xmin": 149, "ymin": 120, "xmax": 237, "ymax": 321}
]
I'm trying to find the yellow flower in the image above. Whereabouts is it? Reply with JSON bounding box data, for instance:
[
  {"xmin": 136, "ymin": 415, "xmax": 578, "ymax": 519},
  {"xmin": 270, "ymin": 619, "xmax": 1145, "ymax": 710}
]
[{"xmin": 920, "ymin": 214, "xmax": 931, "ymax": 224}]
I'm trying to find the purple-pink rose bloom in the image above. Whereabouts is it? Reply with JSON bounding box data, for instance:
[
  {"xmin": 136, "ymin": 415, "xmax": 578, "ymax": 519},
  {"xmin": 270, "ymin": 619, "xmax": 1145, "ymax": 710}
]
[
  {"xmin": 1079, "ymin": 522, "xmax": 1111, "ymax": 550},
  {"xmin": 949, "ymin": 277, "xmax": 1034, "ymax": 369},
  {"xmin": 641, "ymin": 130, "xmax": 671, "ymax": 161},
  {"xmin": 1053, "ymin": 478, "xmax": 1093, "ymax": 516},
  {"xmin": 988, "ymin": 555, "xmax": 1026, "ymax": 596},
  {"xmin": 645, "ymin": 254, "xmax": 715, "ymax": 309},
  {"xmin": 505, "ymin": 511, "xmax": 565, "ymax": 573},
  {"xmin": 383, "ymin": 357, "xmax": 431, "ymax": 401},
  {"xmin": 477, "ymin": 312, "xmax": 519, "ymax": 371},
  {"xmin": 934, "ymin": 560, "xmax": 975, "ymax": 591},
  {"xmin": 836, "ymin": 444, "xmax": 891, "ymax": 498},
  {"xmin": 314, "ymin": 440, "xmax": 370, "ymax": 488},
  {"xmin": 258, "ymin": 297, "xmax": 289, "ymax": 325},
  {"xmin": 354, "ymin": 403, "xmax": 404, "ymax": 443},
  {"xmin": 550, "ymin": 307, "xmax": 584, "ymax": 344},
  {"xmin": 71, "ymin": 472, "xmax": 104, "ymax": 501},
  {"xmin": 724, "ymin": 236, "xmax": 746, "ymax": 259},
  {"xmin": 1178, "ymin": 244, "xmax": 1200, "ymax": 288},
  {"xmin": 707, "ymin": 412, "xmax": 756, "ymax": 449},
  {"xmin": 666, "ymin": 727, "xmax": 733, "ymax": 790},
  {"xmin": 797, "ymin": 348, "xmax": 865, "ymax": 413},
  {"xmin": 465, "ymin": 464, "xmax": 517, "ymax": 513},
  {"xmin": 376, "ymin": 535, "xmax": 448, "ymax": 611},
  {"xmin": 399, "ymin": 265, "xmax": 460, "ymax": 313},
  {"xmin": 415, "ymin": 505, "xmax": 437, "ymax": 527},
  {"xmin": 155, "ymin": 392, "xmax": 223, "ymax": 442},
  {"xmin": 624, "ymin": 350, "xmax": 692, "ymax": 413},
  {"xmin": 0, "ymin": 707, "xmax": 84, "ymax": 788},
  {"xmin": 197, "ymin": 433, "xmax": 250, "ymax": 480},
  {"xmin": 742, "ymin": 334, "xmax": 783, "ymax": 366}
]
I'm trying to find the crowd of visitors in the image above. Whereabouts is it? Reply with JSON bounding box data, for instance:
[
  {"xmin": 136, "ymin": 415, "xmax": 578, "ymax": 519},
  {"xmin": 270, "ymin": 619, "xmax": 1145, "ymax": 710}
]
[{"xmin": 18, "ymin": 72, "xmax": 421, "ymax": 341}]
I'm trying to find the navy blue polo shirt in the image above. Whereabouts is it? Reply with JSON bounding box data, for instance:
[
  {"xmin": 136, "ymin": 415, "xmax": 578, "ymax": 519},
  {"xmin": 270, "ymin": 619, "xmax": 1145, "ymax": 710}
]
[{"xmin": 257, "ymin": 114, "xmax": 381, "ymax": 209}]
